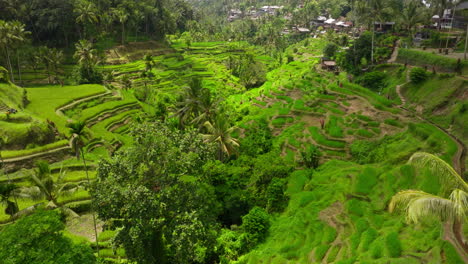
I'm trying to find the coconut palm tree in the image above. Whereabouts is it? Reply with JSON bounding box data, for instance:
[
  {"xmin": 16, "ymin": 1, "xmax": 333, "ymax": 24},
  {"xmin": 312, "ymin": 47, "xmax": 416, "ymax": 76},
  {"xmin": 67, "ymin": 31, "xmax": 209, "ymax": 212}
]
[
  {"xmin": 112, "ymin": 7, "xmax": 129, "ymax": 45},
  {"xmin": 399, "ymin": 0, "xmax": 428, "ymax": 40},
  {"xmin": 389, "ymin": 152, "xmax": 468, "ymax": 260},
  {"xmin": 0, "ymin": 183, "xmax": 19, "ymax": 217},
  {"xmin": 202, "ymin": 115, "xmax": 240, "ymax": 161},
  {"xmin": 74, "ymin": 39, "xmax": 99, "ymax": 80},
  {"xmin": 19, "ymin": 161, "xmax": 80, "ymax": 214},
  {"xmin": 74, "ymin": 0, "xmax": 98, "ymax": 39},
  {"xmin": 66, "ymin": 121, "xmax": 100, "ymax": 256},
  {"xmin": 67, "ymin": 121, "xmax": 87, "ymax": 160},
  {"xmin": 0, "ymin": 20, "xmax": 28, "ymax": 82},
  {"xmin": 173, "ymin": 78, "xmax": 209, "ymax": 127},
  {"xmin": 74, "ymin": 39, "xmax": 98, "ymax": 68}
]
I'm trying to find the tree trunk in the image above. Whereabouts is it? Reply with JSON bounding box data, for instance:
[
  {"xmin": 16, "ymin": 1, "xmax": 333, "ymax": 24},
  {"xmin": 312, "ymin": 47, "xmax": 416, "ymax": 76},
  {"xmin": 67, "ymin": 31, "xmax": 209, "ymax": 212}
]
[
  {"xmin": 81, "ymin": 149, "xmax": 100, "ymax": 257},
  {"xmin": 5, "ymin": 46, "xmax": 15, "ymax": 82},
  {"xmin": 452, "ymin": 218, "xmax": 467, "ymax": 252},
  {"xmin": 371, "ymin": 23, "xmax": 375, "ymax": 64},
  {"xmin": 122, "ymin": 23, "xmax": 125, "ymax": 45},
  {"xmin": 17, "ymin": 49, "xmax": 22, "ymax": 86}
]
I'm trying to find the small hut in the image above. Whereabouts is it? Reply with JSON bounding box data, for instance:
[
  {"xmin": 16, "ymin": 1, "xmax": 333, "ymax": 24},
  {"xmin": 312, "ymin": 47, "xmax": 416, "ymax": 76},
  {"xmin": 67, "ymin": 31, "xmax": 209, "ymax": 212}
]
[{"xmin": 321, "ymin": 57, "xmax": 337, "ymax": 71}]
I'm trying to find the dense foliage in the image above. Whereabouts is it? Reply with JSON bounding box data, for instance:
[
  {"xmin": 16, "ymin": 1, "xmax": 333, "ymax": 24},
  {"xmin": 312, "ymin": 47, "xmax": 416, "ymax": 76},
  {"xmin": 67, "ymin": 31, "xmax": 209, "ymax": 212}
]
[{"xmin": 0, "ymin": 210, "xmax": 95, "ymax": 264}]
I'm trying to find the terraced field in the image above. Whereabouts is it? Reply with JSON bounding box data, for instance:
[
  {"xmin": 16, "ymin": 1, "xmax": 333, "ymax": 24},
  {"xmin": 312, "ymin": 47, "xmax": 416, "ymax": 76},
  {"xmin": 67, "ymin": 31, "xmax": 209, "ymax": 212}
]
[{"xmin": 1, "ymin": 38, "xmax": 465, "ymax": 263}]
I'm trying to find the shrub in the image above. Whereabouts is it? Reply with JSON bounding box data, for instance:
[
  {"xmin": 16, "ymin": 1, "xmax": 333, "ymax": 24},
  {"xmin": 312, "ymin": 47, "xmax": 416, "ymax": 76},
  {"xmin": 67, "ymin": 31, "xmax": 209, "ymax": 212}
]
[
  {"xmin": 410, "ymin": 67, "xmax": 428, "ymax": 83},
  {"xmin": 385, "ymin": 232, "xmax": 402, "ymax": 257},
  {"xmin": 0, "ymin": 66, "xmax": 8, "ymax": 82},
  {"xmin": 73, "ymin": 64, "xmax": 103, "ymax": 84},
  {"xmin": 241, "ymin": 207, "xmax": 270, "ymax": 248},
  {"xmin": 355, "ymin": 71, "xmax": 387, "ymax": 92},
  {"xmin": 323, "ymin": 43, "xmax": 338, "ymax": 58},
  {"xmin": 265, "ymin": 178, "xmax": 287, "ymax": 213},
  {"xmin": 301, "ymin": 145, "xmax": 322, "ymax": 169}
]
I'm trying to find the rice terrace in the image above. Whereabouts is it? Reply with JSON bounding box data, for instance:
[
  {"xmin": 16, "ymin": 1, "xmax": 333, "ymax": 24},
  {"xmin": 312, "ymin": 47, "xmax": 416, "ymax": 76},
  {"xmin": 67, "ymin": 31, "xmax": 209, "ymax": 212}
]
[{"xmin": 0, "ymin": 0, "xmax": 467, "ymax": 263}]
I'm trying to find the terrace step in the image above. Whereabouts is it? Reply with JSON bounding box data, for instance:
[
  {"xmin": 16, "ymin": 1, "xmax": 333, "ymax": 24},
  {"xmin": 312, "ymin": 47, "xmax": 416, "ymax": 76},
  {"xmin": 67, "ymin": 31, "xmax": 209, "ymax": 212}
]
[{"xmin": 86, "ymin": 102, "xmax": 139, "ymax": 127}]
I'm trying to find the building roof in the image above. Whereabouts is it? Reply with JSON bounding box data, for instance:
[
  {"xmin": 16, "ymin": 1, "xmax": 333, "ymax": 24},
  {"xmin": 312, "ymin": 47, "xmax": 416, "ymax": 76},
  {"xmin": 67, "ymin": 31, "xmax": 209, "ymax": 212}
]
[
  {"xmin": 323, "ymin": 61, "xmax": 337, "ymax": 66},
  {"xmin": 456, "ymin": 2, "xmax": 468, "ymax": 10},
  {"xmin": 297, "ymin": 27, "xmax": 310, "ymax": 32},
  {"xmin": 325, "ymin": 18, "xmax": 336, "ymax": 24}
]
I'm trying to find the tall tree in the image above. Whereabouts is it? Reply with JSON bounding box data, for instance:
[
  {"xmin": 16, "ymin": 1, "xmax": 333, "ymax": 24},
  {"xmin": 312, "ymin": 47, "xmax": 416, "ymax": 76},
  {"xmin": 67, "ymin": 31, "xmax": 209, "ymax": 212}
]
[
  {"xmin": 19, "ymin": 161, "xmax": 80, "ymax": 216},
  {"xmin": 203, "ymin": 115, "xmax": 240, "ymax": 161},
  {"xmin": 74, "ymin": 0, "xmax": 98, "ymax": 40},
  {"xmin": 91, "ymin": 122, "xmax": 219, "ymax": 264},
  {"xmin": 0, "ymin": 20, "xmax": 29, "ymax": 82},
  {"xmin": 389, "ymin": 152, "xmax": 468, "ymax": 261},
  {"xmin": 67, "ymin": 120, "xmax": 100, "ymax": 256},
  {"xmin": 112, "ymin": 7, "xmax": 129, "ymax": 45}
]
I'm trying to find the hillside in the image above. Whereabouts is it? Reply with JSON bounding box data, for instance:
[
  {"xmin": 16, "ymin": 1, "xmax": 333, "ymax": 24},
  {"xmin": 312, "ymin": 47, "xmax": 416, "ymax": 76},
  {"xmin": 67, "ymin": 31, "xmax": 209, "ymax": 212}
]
[{"xmin": 0, "ymin": 0, "xmax": 467, "ymax": 263}]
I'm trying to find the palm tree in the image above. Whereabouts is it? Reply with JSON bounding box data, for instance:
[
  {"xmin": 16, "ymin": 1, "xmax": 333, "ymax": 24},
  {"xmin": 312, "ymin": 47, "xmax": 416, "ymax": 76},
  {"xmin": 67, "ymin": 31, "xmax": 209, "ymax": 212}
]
[
  {"xmin": 112, "ymin": 8, "xmax": 129, "ymax": 45},
  {"xmin": 399, "ymin": 0, "xmax": 427, "ymax": 40},
  {"xmin": 0, "ymin": 183, "xmax": 19, "ymax": 217},
  {"xmin": 143, "ymin": 54, "xmax": 155, "ymax": 72},
  {"xmin": 74, "ymin": 0, "xmax": 98, "ymax": 39},
  {"xmin": 366, "ymin": 0, "xmax": 390, "ymax": 64},
  {"xmin": 74, "ymin": 39, "xmax": 99, "ymax": 79},
  {"xmin": 173, "ymin": 78, "xmax": 209, "ymax": 127},
  {"xmin": 66, "ymin": 121, "xmax": 100, "ymax": 256},
  {"xmin": 0, "ymin": 20, "xmax": 28, "ymax": 82},
  {"xmin": 389, "ymin": 152, "xmax": 468, "ymax": 260},
  {"xmin": 74, "ymin": 39, "xmax": 98, "ymax": 67},
  {"xmin": 202, "ymin": 115, "xmax": 240, "ymax": 161},
  {"xmin": 20, "ymin": 161, "xmax": 80, "ymax": 214}
]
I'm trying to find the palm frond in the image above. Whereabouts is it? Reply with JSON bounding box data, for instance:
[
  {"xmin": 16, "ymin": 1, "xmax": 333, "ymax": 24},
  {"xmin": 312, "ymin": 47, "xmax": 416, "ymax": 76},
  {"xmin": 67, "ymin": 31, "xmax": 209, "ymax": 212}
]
[
  {"xmin": 449, "ymin": 189, "xmax": 468, "ymax": 220},
  {"xmin": 16, "ymin": 186, "xmax": 44, "ymax": 201},
  {"xmin": 389, "ymin": 189, "xmax": 456, "ymax": 223},
  {"xmin": 408, "ymin": 152, "xmax": 468, "ymax": 193}
]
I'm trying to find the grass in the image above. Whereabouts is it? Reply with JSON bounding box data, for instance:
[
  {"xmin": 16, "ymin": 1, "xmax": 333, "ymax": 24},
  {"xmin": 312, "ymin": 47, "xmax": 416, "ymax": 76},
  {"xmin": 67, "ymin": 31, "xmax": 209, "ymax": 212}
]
[
  {"xmin": 397, "ymin": 48, "xmax": 468, "ymax": 73},
  {"xmin": 1, "ymin": 139, "xmax": 69, "ymax": 159},
  {"xmin": 25, "ymin": 84, "xmax": 106, "ymax": 135},
  {"xmin": 325, "ymin": 115, "xmax": 344, "ymax": 138},
  {"xmin": 308, "ymin": 126, "xmax": 346, "ymax": 149}
]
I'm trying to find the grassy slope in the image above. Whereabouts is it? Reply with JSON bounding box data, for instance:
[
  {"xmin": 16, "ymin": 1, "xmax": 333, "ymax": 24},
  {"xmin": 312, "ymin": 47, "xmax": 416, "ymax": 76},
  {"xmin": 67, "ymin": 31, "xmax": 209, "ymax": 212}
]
[
  {"xmin": 25, "ymin": 84, "xmax": 106, "ymax": 135},
  {"xmin": 239, "ymin": 131, "xmax": 461, "ymax": 264},
  {"xmin": 230, "ymin": 39, "xmax": 463, "ymax": 263},
  {"xmin": 0, "ymin": 82, "xmax": 23, "ymax": 109},
  {"xmin": 402, "ymin": 75, "xmax": 467, "ymax": 173}
]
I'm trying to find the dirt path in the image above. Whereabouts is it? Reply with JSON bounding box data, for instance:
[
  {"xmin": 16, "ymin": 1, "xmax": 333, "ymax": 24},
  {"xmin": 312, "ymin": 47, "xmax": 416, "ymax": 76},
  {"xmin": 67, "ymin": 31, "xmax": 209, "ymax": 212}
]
[
  {"xmin": 395, "ymin": 68, "xmax": 466, "ymax": 175},
  {"xmin": 387, "ymin": 40, "xmax": 401, "ymax": 63},
  {"xmin": 55, "ymin": 89, "xmax": 114, "ymax": 117},
  {"xmin": 2, "ymin": 145, "xmax": 71, "ymax": 163}
]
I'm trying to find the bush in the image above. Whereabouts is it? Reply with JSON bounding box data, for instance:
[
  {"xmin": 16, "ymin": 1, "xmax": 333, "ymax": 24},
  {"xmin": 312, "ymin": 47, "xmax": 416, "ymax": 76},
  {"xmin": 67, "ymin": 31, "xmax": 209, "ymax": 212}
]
[
  {"xmin": 410, "ymin": 67, "xmax": 428, "ymax": 83},
  {"xmin": 355, "ymin": 71, "xmax": 387, "ymax": 92},
  {"xmin": 397, "ymin": 48, "xmax": 468, "ymax": 72},
  {"xmin": 301, "ymin": 145, "xmax": 322, "ymax": 169},
  {"xmin": 265, "ymin": 178, "xmax": 287, "ymax": 213},
  {"xmin": 323, "ymin": 43, "xmax": 338, "ymax": 58},
  {"xmin": 74, "ymin": 64, "xmax": 103, "ymax": 84},
  {"xmin": 385, "ymin": 232, "xmax": 402, "ymax": 257},
  {"xmin": 0, "ymin": 66, "xmax": 8, "ymax": 82},
  {"xmin": 241, "ymin": 207, "xmax": 270, "ymax": 248}
]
